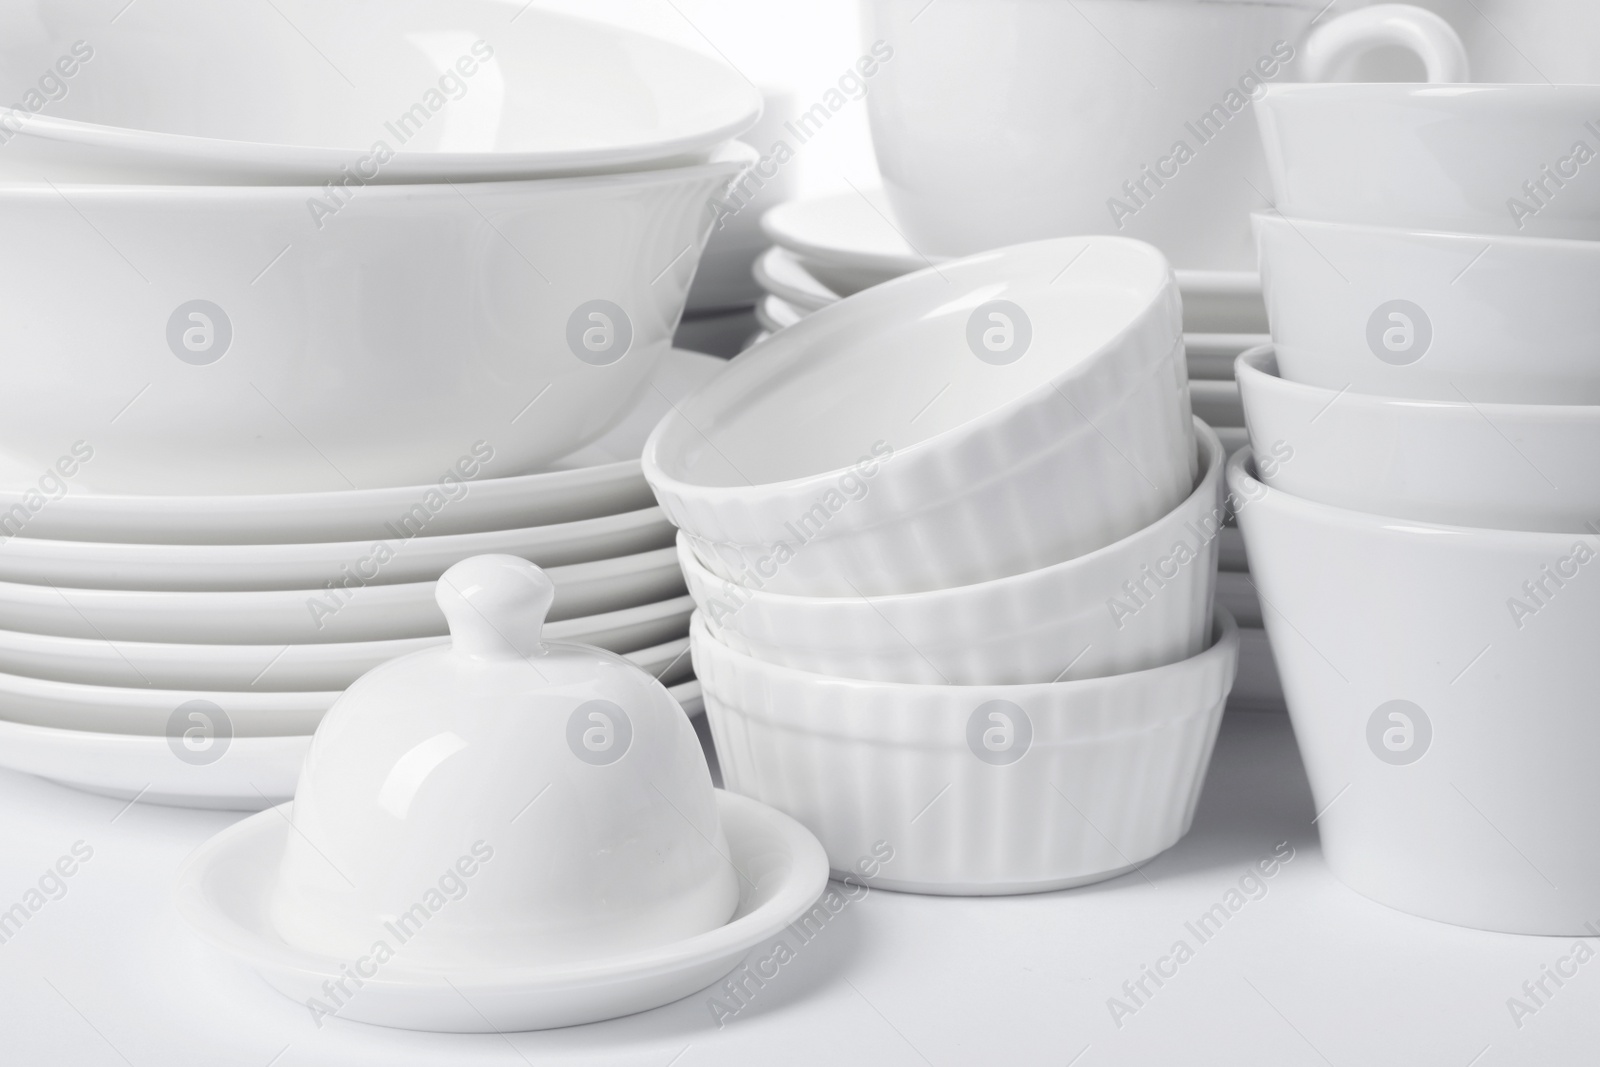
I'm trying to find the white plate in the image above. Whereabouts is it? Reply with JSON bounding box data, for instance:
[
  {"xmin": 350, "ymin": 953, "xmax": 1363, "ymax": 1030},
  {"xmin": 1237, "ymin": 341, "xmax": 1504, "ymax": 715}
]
[
  {"xmin": 0, "ymin": 3, "xmax": 760, "ymax": 184},
  {"xmin": 0, "ymin": 680, "xmax": 703, "ymax": 812},
  {"xmin": 753, "ymin": 293, "xmax": 804, "ymax": 334},
  {"xmin": 0, "ymin": 506, "xmax": 674, "ymax": 593},
  {"xmin": 752, "ymin": 246, "xmax": 841, "ymax": 312},
  {"xmin": 0, "ymin": 349, "xmax": 725, "ymax": 545},
  {"xmin": 175, "ymin": 789, "xmax": 825, "ymax": 1031},
  {"xmin": 760, "ymin": 191, "xmax": 1267, "ymax": 331},
  {"xmin": 0, "ymin": 637, "xmax": 696, "ymax": 737},
  {"xmin": 0, "ymin": 554, "xmax": 693, "ymax": 643},
  {"xmin": 0, "ymin": 607, "xmax": 695, "ymax": 689}
]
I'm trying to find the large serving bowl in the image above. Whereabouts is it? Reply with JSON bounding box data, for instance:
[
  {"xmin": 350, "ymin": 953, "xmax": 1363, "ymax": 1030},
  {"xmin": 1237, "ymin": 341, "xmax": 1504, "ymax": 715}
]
[
  {"xmin": 1230, "ymin": 449, "xmax": 1600, "ymax": 934},
  {"xmin": 862, "ymin": 0, "xmax": 1460, "ymax": 268},
  {"xmin": 1256, "ymin": 83, "xmax": 1600, "ymax": 238},
  {"xmin": 1255, "ymin": 212, "xmax": 1600, "ymax": 403},
  {"xmin": 644, "ymin": 236, "xmax": 1196, "ymax": 597},
  {"xmin": 693, "ymin": 607, "xmax": 1239, "ymax": 894},
  {"xmin": 1237, "ymin": 346, "xmax": 1600, "ymax": 532},
  {"xmin": 0, "ymin": 148, "xmax": 750, "ymax": 494},
  {"xmin": 0, "ymin": 1, "xmax": 760, "ymax": 184},
  {"xmin": 680, "ymin": 419, "xmax": 1222, "ymax": 685}
]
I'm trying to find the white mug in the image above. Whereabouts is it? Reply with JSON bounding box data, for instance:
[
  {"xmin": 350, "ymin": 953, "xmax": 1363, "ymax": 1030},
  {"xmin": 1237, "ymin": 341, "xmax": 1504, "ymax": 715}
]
[{"xmin": 861, "ymin": 1, "xmax": 1466, "ymax": 269}]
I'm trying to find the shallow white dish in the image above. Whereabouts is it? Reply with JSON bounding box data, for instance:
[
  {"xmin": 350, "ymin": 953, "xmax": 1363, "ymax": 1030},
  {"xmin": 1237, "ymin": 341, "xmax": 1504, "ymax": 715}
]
[
  {"xmin": 1256, "ymin": 82, "xmax": 1600, "ymax": 239},
  {"xmin": 0, "ymin": 618, "xmax": 693, "ymax": 691},
  {"xmin": 0, "ymin": 558, "xmax": 693, "ymax": 643},
  {"xmin": 1256, "ymin": 212, "xmax": 1600, "ymax": 404},
  {"xmin": 753, "ymin": 247, "xmax": 839, "ymax": 313},
  {"xmin": 695, "ymin": 608, "xmax": 1238, "ymax": 894},
  {"xmin": 1238, "ymin": 345, "xmax": 1600, "ymax": 532},
  {"xmin": 0, "ymin": 150, "xmax": 748, "ymax": 495},
  {"xmin": 682, "ymin": 419, "xmax": 1222, "ymax": 685},
  {"xmin": 645, "ymin": 236, "xmax": 1195, "ymax": 597},
  {"xmin": 760, "ymin": 191, "xmax": 1269, "ymax": 334},
  {"xmin": 1231, "ymin": 450, "xmax": 1600, "ymax": 934},
  {"xmin": 0, "ymin": 2, "xmax": 760, "ymax": 184},
  {"xmin": 175, "ymin": 789, "xmax": 824, "ymax": 1030},
  {"xmin": 0, "ymin": 628, "xmax": 694, "ymax": 736},
  {"xmin": 0, "ymin": 679, "xmax": 703, "ymax": 811},
  {"xmin": 0, "ymin": 350, "xmax": 724, "ymax": 545},
  {"xmin": 0, "ymin": 506, "xmax": 674, "ymax": 592}
]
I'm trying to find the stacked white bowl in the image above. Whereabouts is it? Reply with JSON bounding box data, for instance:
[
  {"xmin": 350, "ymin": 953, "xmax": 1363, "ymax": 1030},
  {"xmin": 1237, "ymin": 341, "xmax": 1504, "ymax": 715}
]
[
  {"xmin": 0, "ymin": 0, "xmax": 760, "ymax": 808},
  {"xmin": 645, "ymin": 235, "xmax": 1242, "ymax": 894},
  {"xmin": 1236, "ymin": 63, "xmax": 1600, "ymax": 932}
]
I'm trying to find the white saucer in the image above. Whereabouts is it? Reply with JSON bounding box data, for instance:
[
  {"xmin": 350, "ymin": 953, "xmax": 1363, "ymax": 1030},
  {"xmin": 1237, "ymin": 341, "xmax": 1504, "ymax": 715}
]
[
  {"xmin": 0, "ymin": 637, "xmax": 697, "ymax": 736},
  {"xmin": 752, "ymin": 246, "xmax": 840, "ymax": 312},
  {"xmin": 760, "ymin": 191, "xmax": 1267, "ymax": 332},
  {"xmin": 0, "ymin": 679, "xmax": 703, "ymax": 811},
  {"xmin": 0, "ymin": 349, "xmax": 725, "ymax": 545},
  {"xmin": 175, "ymin": 789, "xmax": 827, "ymax": 1031},
  {"xmin": 754, "ymin": 294, "xmax": 804, "ymax": 334}
]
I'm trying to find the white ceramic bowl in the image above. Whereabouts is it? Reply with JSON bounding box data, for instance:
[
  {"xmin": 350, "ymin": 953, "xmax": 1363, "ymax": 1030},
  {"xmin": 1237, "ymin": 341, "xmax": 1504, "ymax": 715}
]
[
  {"xmin": 1256, "ymin": 82, "xmax": 1600, "ymax": 238},
  {"xmin": 681, "ymin": 419, "xmax": 1222, "ymax": 685},
  {"xmin": 1230, "ymin": 449, "xmax": 1600, "ymax": 934},
  {"xmin": 644, "ymin": 236, "xmax": 1195, "ymax": 597},
  {"xmin": 695, "ymin": 608, "xmax": 1238, "ymax": 894},
  {"xmin": 1237, "ymin": 345, "xmax": 1600, "ymax": 532},
  {"xmin": 863, "ymin": 1, "xmax": 1460, "ymax": 267},
  {"xmin": 1255, "ymin": 212, "xmax": 1600, "ymax": 403},
  {"xmin": 0, "ymin": 2, "xmax": 760, "ymax": 184},
  {"xmin": 0, "ymin": 349, "xmax": 723, "ymax": 545},
  {"xmin": 0, "ymin": 148, "xmax": 749, "ymax": 495}
]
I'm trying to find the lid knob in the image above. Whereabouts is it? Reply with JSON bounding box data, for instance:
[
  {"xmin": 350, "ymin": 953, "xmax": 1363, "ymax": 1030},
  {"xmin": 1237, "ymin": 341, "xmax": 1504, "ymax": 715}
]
[{"xmin": 436, "ymin": 555, "xmax": 555, "ymax": 660}]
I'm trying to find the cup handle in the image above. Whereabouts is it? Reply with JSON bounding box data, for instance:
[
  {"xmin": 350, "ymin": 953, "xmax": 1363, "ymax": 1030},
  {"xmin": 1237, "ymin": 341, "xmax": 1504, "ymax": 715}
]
[{"xmin": 1301, "ymin": 3, "xmax": 1470, "ymax": 83}]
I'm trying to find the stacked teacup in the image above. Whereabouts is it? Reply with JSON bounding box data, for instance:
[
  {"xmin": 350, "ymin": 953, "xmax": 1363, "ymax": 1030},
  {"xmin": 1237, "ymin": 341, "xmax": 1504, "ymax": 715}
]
[
  {"xmin": 1235, "ymin": 67, "xmax": 1600, "ymax": 932},
  {"xmin": 646, "ymin": 235, "xmax": 1241, "ymax": 894},
  {"xmin": 0, "ymin": 2, "xmax": 757, "ymax": 808}
]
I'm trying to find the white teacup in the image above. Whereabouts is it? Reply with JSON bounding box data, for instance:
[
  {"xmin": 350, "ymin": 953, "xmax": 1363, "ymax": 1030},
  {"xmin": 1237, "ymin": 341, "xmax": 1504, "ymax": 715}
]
[{"xmin": 862, "ymin": 1, "xmax": 1465, "ymax": 269}]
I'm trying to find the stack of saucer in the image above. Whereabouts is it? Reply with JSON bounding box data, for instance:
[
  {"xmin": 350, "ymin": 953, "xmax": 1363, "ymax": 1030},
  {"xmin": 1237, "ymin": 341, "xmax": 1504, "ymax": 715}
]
[
  {"xmin": 647, "ymin": 235, "xmax": 1240, "ymax": 894},
  {"xmin": 0, "ymin": 1, "xmax": 760, "ymax": 808},
  {"xmin": 1236, "ymin": 63, "xmax": 1600, "ymax": 932}
]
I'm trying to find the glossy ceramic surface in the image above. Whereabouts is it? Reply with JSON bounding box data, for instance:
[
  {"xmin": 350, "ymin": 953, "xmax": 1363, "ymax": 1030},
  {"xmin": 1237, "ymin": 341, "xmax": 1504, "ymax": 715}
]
[
  {"xmin": 0, "ymin": 349, "xmax": 724, "ymax": 545},
  {"xmin": 1256, "ymin": 83, "xmax": 1600, "ymax": 238},
  {"xmin": 268, "ymin": 556, "xmax": 736, "ymax": 969},
  {"xmin": 863, "ymin": 2, "xmax": 1459, "ymax": 268},
  {"xmin": 0, "ymin": 149, "xmax": 749, "ymax": 495},
  {"xmin": 0, "ymin": 2, "xmax": 761, "ymax": 183},
  {"xmin": 645, "ymin": 236, "xmax": 1195, "ymax": 596},
  {"xmin": 1237, "ymin": 346, "xmax": 1600, "ymax": 532},
  {"xmin": 177, "ymin": 790, "xmax": 826, "ymax": 1030},
  {"xmin": 1231, "ymin": 450, "xmax": 1600, "ymax": 933},
  {"xmin": 1256, "ymin": 213, "xmax": 1600, "ymax": 403},
  {"xmin": 681, "ymin": 419, "xmax": 1223, "ymax": 685},
  {"xmin": 695, "ymin": 608, "xmax": 1239, "ymax": 893}
]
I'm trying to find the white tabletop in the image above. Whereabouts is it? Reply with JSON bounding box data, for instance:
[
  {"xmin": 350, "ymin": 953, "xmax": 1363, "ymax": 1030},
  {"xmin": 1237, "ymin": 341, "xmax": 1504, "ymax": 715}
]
[{"xmin": 0, "ymin": 709, "xmax": 1591, "ymax": 1066}]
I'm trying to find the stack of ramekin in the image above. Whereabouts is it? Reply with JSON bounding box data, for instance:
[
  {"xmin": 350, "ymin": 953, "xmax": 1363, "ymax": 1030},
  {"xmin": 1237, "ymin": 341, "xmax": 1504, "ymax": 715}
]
[
  {"xmin": 1237, "ymin": 81, "xmax": 1600, "ymax": 933},
  {"xmin": 645, "ymin": 235, "xmax": 1240, "ymax": 894}
]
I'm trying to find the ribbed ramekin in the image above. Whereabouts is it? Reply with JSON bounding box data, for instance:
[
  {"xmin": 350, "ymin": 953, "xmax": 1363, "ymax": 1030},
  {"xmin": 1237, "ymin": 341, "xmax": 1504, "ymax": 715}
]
[
  {"xmin": 694, "ymin": 608, "xmax": 1239, "ymax": 895},
  {"xmin": 681, "ymin": 418, "xmax": 1222, "ymax": 685},
  {"xmin": 643, "ymin": 236, "xmax": 1194, "ymax": 596}
]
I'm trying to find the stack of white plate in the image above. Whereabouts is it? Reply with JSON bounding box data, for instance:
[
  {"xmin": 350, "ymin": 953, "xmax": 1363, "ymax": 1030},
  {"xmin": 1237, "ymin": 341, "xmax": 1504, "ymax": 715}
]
[
  {"xmin": 0, "ymin": 0, "xmax": 762, "ymax": 808},
  {"xmin": 751, "ymin": 189, "xmax": 1281, "ymax": 709},
  {"xmin": 0, "ymin": 350, "xmax": 724, "ymax": 810}
]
